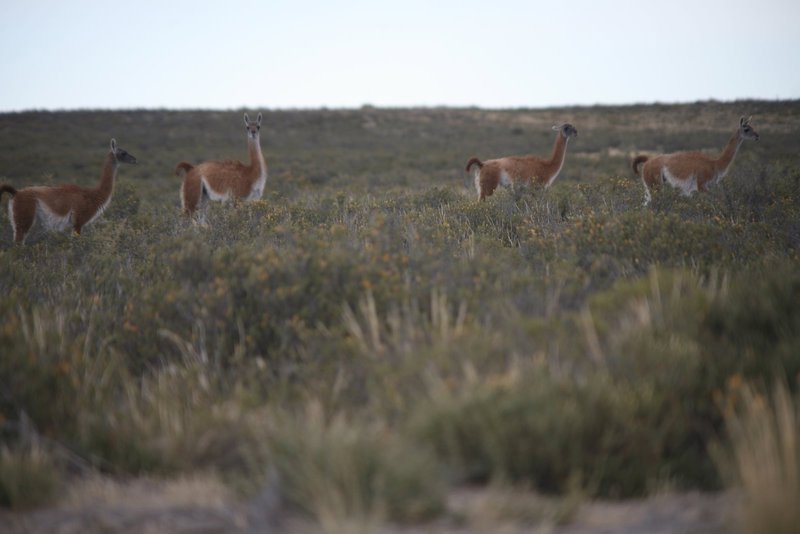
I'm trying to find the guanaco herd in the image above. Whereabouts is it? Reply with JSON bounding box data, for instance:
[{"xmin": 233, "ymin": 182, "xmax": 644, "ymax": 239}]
[{"xmin": 0, "ymin": 113, "xmax": 760, "ymax": 244}]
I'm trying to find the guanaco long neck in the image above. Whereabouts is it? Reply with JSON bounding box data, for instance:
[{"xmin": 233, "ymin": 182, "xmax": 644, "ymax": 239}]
[
  {"xmin": 248, "ymin": 135, "xmax": 266, "ymax": 176},
  {"xmin": 545, "ymin": 133, "xmax": 569, "ymax": 174},
  {"xmin": 714, "ymin": 131, "xmax": 743, "ymax": 176},
  {"xmin": 94, "ymin": 152, "xmax": 118, "ymax": 203}
]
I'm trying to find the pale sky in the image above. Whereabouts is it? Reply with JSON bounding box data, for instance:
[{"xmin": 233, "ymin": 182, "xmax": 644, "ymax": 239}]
[{"xmin": 1, "ymin": 0, "xmax": 798, "ymax": 111}]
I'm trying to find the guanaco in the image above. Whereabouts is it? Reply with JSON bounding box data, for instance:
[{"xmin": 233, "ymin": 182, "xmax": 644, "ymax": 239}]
[
  {"xmin": 632, "ymin": 116, "xmax": 760, "ymax": 204},
  {"xmin": 1, "ymin": 139, "xmax": 137, "ymax": 244},
  {"xmin": 466, "ymin": 123, "xmax": 578, "ymax": 200},
  {"xmin": 175, "ymin": 112, "xmax": 267, "ymax": 221}
]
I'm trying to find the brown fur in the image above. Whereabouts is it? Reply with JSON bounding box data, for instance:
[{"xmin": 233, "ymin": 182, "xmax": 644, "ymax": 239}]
[
  {"xmin": 467, "ymin": 124, "xmax": 578, "ymax": 200},
  {"xmin": 178, "ymin": 113, "xmax": 267, "ymax": 219},
  {"xmin": 2, "ymin": 140, "xmax": 136, "ymax": 244},
  {"xmin": 175, "ymin": 162, "xmax": 194, "ymax": 175},
  {"xmin": 632, "ymin": 117, "xmax": 759, "ymax": 203},
  {"xmin": 465, "ymin": 157, "xmax": 483, "ymax": 172},
  {"xmin": 632, "ymin": 155, "xmax": 649, "ymax": 175}
]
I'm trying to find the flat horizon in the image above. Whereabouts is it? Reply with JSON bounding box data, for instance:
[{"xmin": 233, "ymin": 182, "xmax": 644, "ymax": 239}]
[{"xmin": 1, "ymin": 97, "xmax": 797, "ymax": 115}]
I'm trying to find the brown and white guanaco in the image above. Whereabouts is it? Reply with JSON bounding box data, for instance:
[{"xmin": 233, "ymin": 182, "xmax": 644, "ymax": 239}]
[
  {"xmin": 466, "ymin": 123, "xmax": 578, "ymax": 200},
  {"xmin": 1, "ymin": 139, "xmax": 137, "ymax": 244},
  {"xmin": 632, "ymin": 116, "xmax": 760, "ymax": 205},
  {"xmin": 175, "ymin": 112, "xmax": 267, "ymax": 221}
]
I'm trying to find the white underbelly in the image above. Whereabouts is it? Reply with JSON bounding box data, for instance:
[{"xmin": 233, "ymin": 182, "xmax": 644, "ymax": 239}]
[
  {"xmin": 663, "ymin": 167, "xmax": 697, "ymax": 196},
  {"xmin": 201, "ymin": 176, "xmax": 232, "ymax": 202},
  {"xmin": 37, "ymin": 201, "xmax": 73, "ymax": 232},
  {"xmin": 245, "ymin": 172, "xmax": 267, "ymax": 201}
]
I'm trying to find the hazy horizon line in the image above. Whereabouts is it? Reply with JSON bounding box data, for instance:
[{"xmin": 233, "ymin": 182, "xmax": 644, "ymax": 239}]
[{"xmin": 1, "ymin": 97, "xmax": 797, "ymax": 115}]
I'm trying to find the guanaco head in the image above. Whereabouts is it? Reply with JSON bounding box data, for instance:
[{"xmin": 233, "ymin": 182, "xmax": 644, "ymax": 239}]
[
  {"xmin": 553, "ymin": 123, "xmax": 578, "ymax": 140},
  {"xmin": 110, "ymin": 138, "xmax": 137, "ymax": 164},
  {"xmin": 244, "ymin": 112, "xmax": 263, "ymax": 141},
  {"xmin": 738, "ymin": 116, "xmax": 759, "ymax": 142}
]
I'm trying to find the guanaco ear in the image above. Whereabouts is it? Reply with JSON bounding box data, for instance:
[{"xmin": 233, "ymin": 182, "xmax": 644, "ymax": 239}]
[
  {"xmin": 740, "ymin": 116, "xmax": 746, "ymax": 127},
  {"xmin": 110, "ymin": 138, "xmax": 117, "ymax": 152},
  {"xmin": 244, "ymin": 113, "xmax": 250, "ymax": 126},
  {"xmin": 552, "ymin": 124, "xmax": 561, "ymax": 131},
  {"xmin": 257, "ymin": 112, "xmax": 262, "ymax": 126}
]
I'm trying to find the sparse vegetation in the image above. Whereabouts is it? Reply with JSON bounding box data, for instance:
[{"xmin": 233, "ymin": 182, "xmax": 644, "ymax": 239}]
[{"xmin": 0, "ymin": 102, "xmax": 799, "ymax": 530}]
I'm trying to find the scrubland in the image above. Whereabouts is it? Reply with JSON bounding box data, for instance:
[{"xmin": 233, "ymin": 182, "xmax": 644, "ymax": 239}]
[{"xmin": 1, "ymin": 101, "xmax": 799, "ymax": 532}]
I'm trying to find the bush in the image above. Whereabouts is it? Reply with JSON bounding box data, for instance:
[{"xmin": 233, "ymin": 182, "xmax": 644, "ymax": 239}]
[
  {"xmin": 410, "ymin": 371, "xmax": 666, "ymax": 497},
  {"xmin": 411, "ymin": 265, "xmax": 800, "ymax": 498}
]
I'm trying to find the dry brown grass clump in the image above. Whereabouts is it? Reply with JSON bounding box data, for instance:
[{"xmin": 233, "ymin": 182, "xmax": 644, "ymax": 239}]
[{"xmin": 721, "ymin": 381, "xmax": 800, "ymax": 534}]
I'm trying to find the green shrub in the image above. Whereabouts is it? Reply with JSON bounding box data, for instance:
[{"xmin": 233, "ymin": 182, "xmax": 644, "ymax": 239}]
[
  {"xmin": 410, "ymin": 371, "xmax": 664, "ymax": 497},
  {"xmin": 702, "ymin": 261, "xmax": 800, "ymax": 380},
  {"xmin": 411, "ymin": 264, "xmax": 800, "ymax": 497}
]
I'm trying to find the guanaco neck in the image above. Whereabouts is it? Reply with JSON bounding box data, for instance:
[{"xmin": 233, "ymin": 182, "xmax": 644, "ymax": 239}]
[
  {"xmin": 248, "ymin": 134, "xmax": 266, "ymax": 177},
  {"xmin": 546, "ymin": 133, "xmax": 569, "ymax": 172},
  {"xmin": 94, "ymin": 152, "xmax": 118, "ymax": 203},
  {"xmin": 714, "ymin": 130, "xmax": 744, "ymax": 176}
]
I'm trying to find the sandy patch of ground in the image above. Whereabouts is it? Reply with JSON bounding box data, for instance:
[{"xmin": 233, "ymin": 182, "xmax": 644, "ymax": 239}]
[{"xmin": 1, "ymin": 477, "xmax": 735, "ymax": 534}]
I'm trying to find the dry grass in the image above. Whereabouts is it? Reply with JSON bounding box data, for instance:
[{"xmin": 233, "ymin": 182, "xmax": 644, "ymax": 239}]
[
  {"xmin": 266, "ymin": 401, "xmax": 445, "ymax": 527},
  {"xmin": 59, "ymin": 474, "xmax": 236, "ymax": 510},
  {"xmin": 447, "ymin": 480, "xmax": 583, "ymax": 531},
  {"xmin": 721, "ymin": 381, "xmax": 800, "ymax": 534},
  {"xmin": 0, "ymin": 442, "xmax": 59, "ymax": 510}
]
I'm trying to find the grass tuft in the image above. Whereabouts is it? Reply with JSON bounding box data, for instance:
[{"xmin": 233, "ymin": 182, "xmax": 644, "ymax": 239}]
[
  {"xmin": 720, "ymin": 381, "xmax": 800, "ymax": 534},
  {"xmin": 0, "ymin": 442, "xmax": 60, "ymax": 510},
  {"xmin": 266, "ymin": 401, "xmax": 445, "ymax": 525}
]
